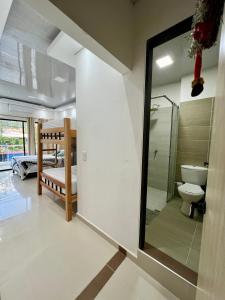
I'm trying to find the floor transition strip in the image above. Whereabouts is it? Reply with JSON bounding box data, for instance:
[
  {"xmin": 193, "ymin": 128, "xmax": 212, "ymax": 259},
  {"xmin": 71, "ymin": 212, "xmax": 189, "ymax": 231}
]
[{"xmin": 75, "ymin": 247, "xmax": 126, "ymax": 300}]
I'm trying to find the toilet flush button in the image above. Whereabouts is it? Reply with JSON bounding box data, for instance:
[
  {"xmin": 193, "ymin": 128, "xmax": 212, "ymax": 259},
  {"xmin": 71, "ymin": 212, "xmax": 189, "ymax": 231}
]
[{"xmin": 82, "ymin": 151, "xmax": 87, "ymax": 161}]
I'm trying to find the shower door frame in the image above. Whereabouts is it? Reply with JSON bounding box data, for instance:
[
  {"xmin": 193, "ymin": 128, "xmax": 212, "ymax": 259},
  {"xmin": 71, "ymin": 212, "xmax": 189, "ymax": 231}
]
[{"xmin": 139, "ymin": 16, "xmax": 197, "ymax": 283}]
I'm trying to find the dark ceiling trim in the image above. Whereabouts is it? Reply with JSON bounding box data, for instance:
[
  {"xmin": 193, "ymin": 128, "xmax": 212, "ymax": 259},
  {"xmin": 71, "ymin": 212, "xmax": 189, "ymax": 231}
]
[
  {"xmin": 0, "ymin": 96, "xmax": 76, "ymax": 110},
  {"xmin": 0, "ymin": 96, "xmax": 53, "ymax": 109}
]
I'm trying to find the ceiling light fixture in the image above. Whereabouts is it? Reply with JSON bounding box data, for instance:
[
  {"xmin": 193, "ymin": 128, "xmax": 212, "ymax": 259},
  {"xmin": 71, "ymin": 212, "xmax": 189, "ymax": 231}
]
[
  {"xmin": 156, "ymin": 55, "xmax": 174, "ymax": 68},
  {"xmin": 54, "ymin": 76, "xmax": 66, "ymax": 83}
]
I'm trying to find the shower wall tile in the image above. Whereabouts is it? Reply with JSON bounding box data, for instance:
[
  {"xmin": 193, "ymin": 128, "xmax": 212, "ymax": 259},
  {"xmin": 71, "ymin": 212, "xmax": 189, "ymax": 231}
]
[
  {"xmin": 148, "ymin": 155, "xmax": 170, "ymax": 191},
  {"xmin": 148, "ymin": 106, "xmax": 172, "ymax": 191},
  {"xmin": 176, "ymin": 98, "xmax": 214, "ymax": 181}
]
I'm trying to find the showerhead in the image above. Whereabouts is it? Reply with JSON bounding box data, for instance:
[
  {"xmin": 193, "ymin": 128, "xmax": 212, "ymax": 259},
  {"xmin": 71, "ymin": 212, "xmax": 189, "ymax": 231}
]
[{"xmin": 150, "ymin": 104, "xmax": 160, "ymax": 112}]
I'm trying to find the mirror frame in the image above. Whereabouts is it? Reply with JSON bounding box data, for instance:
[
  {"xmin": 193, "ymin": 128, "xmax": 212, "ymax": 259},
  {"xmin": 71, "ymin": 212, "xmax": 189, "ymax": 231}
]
[{"xmin": 139, "ymin": 16, "xmax": 199, "ymax": 283}]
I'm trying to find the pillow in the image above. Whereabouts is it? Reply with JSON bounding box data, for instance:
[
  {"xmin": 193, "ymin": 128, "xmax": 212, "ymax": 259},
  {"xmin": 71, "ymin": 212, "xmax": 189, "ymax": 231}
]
[{"xmin": 57, "ymin": 150, "xmax": 64, "ymax": 157}]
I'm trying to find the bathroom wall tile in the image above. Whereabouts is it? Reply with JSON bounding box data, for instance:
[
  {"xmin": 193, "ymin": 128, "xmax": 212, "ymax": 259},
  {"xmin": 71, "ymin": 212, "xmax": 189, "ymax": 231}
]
[
  {"xmin": 179, "ymin": 101, "xmax": 212, "ymax": 127},
  {"xmin": 176, "ymin": 152, "xmax": 208, "ymax": 166},
  {"xmin": 178, "ymin": 126, "xmax": 211, "ymax": 141},
  {"xmin": 176, "ymin": 98, "xmax": 213, "ymax": 181},
  {"xmin": 177, "ymin": 140, "xmax": 209, "ymax": 155}
]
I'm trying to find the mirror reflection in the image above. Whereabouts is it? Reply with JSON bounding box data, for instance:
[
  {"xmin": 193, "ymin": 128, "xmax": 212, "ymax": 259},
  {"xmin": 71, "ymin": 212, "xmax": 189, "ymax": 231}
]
[{"xmin": 144, "ymin": 30, "xmax": 220, "ymax": 277}]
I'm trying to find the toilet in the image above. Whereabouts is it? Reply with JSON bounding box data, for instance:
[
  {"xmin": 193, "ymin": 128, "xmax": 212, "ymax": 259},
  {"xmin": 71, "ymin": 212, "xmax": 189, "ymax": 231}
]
[{"xmin": 178, "ymin": 165, "xmax": 208, "ymax": 216}]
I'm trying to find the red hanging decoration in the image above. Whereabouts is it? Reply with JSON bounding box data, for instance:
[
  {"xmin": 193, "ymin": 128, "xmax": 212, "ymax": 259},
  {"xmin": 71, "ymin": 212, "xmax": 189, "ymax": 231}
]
[
  {"xmin": 192, "ymin": 50, "xmax": 204, "ymax": 97},
  {"xmin": 189, "ymin": 0, "xmax": 224, "ymax": 97}
]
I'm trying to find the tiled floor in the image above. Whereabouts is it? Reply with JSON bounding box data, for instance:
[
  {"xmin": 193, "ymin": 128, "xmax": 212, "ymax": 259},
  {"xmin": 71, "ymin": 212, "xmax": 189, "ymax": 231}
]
[
  {"xmin": 0, "ymin": 161, "xmax": 11, "ymax": 171},
  {"xmin": 96, "ymin": 258, "xmax": 178, "ymax": 300},
  {"xmin": 145, "ymin": 197, "xmax": 203, "ymax": 273},
  {"xmin": 0, "ymin": 171, "xmax": 178, "ymax": 300}
]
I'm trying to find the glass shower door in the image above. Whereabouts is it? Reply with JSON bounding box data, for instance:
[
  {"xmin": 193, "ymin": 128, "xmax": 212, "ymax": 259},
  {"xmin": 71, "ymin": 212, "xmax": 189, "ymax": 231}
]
[{"xmin": 146, "ymin": 96, "xmax": 173, "ymax": 219}]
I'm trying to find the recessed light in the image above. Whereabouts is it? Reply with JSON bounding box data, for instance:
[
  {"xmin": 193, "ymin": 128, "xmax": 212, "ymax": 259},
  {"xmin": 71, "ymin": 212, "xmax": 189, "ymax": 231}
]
[
  {"xmin": 54, "ymin": 76, "xmax": 66, "ymax": 83},
  {"xmin": 156, "ymin": 55, "xmax": 173, "ymax": 68}
]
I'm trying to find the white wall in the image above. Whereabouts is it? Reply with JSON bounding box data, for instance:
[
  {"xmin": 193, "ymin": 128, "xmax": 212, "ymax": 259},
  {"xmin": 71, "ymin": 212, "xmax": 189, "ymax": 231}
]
[
  {"xmin": 0, "ymin": 99, "xmax": 55, "ymax": 119},
  {"xmin": 48, "ymin": 0, "xmax": 134, "ymax": 69},
  {"xmin": 152, "ymin": 82, "xmax": 181, "ymax": 106},
  {"xmin": 180, "ymin": 67, "xmax": 218, "ymax": 102},
  {"xmin": 74, "ymin": 49, "xmax": 140, "ymax": 254},
  {"xmin": 48, "ymin": 35, "xmax": 140, "ymax": 254},
  {"xmin": 57, "ymin": 107, "xmax": 76, "ymax": 119},
  {"xmin": 24, "ymin": 0, "xmax": 197, "ymax": 256},
  {"xmin": 151, "ymin": 67, "xmax": 218, "ymax": 107}
]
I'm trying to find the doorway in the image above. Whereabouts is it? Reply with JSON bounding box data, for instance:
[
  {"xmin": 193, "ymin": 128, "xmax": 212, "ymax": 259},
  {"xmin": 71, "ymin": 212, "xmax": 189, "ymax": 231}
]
[{"xmin": 139, "ymin": 17, "xmax": 220, "ymax": 284}]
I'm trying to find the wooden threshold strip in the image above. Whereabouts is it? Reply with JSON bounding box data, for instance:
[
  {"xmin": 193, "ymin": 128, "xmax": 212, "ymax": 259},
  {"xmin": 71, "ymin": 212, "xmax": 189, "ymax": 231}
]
[{"xmin": 75, "ymin": 247, "xmax": 126, "ymax": 300}]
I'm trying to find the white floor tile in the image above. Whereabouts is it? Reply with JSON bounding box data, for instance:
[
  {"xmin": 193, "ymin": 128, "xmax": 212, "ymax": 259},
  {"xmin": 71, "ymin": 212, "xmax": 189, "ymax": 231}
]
[
  {"xmin": 96, "ymin": 258, "xmax": 178, "ymax": 300},
  {"xmin": 0, "ymin": 172, "xmax": 117, "ymax": 300}
]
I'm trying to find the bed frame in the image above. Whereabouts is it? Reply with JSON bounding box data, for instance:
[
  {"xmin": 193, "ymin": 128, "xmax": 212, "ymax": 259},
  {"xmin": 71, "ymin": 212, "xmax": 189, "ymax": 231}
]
[{"xmin": 37, "ymin": 118, "xmax": 77, "ymax": 221}]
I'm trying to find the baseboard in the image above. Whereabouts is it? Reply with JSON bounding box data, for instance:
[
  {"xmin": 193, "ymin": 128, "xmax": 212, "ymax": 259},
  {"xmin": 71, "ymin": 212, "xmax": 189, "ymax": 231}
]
[{"xmin": 76, "ymin": 213, "xmax": 137, "ymax": 263}]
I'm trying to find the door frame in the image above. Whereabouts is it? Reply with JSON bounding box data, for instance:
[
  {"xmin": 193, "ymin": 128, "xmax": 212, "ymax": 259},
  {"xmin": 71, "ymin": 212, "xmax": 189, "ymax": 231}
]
[{"xmin": 138, "ymin": 16, "xmax": 200, "ymax": 283}]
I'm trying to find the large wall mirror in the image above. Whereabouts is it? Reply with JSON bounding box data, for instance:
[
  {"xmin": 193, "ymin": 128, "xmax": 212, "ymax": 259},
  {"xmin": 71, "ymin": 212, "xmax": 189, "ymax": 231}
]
[{"xmin": 139, "ymin": 17, "xmax": 220, "ymax": 285}]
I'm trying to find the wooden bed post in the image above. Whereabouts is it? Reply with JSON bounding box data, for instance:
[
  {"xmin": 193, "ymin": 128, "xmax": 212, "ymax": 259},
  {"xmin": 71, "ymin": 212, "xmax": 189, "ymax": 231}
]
[
  {"xmin": 37, "ymin": 122, "xmax": 43, "ymax": 195},
  {"xmin": 64, "ymin": 118, "xmax": 72, "ymax": 221}
]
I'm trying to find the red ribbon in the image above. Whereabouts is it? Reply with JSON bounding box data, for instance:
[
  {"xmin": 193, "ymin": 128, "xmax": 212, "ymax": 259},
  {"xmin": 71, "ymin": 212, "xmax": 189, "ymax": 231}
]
[{"xmin": 194, "ymin": 50, "xmax": 202, "ymax": 81}]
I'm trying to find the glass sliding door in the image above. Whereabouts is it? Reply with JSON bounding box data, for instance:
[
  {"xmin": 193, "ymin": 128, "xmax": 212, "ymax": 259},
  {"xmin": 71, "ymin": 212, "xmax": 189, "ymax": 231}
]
[{"xmin": 0, "ymin": 119, "xmax": 28, "ymax": 171}]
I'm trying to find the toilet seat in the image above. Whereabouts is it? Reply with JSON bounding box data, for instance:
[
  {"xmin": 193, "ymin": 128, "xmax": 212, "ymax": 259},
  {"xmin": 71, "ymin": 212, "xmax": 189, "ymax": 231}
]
[{"xmin": 178, "ymin": 183, "xmax": 204, "ymax": 196}]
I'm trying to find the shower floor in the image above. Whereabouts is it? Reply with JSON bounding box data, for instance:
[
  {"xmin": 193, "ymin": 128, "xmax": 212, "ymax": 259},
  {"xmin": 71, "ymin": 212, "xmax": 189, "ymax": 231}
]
[{"xmin": 147, "ymin": 186, "xmax": 167, "ymax": 212}]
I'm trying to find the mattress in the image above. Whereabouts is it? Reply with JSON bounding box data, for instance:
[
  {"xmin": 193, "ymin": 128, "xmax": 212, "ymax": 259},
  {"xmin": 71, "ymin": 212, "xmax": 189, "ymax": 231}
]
[
  {"xmin": 42, "ymin": 165, "xmax": 77, "ymax": 194},
  {"xmin": 43, "ymin": 118, "xmax": 76, "ymax": 130},
  {"xmin": 11, "ymin": 154, "xmax": 63, "ymax": 180},
  {"xmin": 12, "ymin": 154, "xmax": 57, "ymax": 164}
]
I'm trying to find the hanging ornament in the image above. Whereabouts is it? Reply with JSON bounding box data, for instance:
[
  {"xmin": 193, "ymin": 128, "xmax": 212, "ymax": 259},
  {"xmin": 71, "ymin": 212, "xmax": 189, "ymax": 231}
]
[{"xmin": 189, "ymin": 0, "xmax": 224, "ymax": 97}]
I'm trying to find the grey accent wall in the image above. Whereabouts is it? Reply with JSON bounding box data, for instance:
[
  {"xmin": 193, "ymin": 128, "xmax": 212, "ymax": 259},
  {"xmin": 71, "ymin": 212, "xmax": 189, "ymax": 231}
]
[
  {"xmin": 148, "ymin": 106, "xmax": 172, "ymax": 191},
  {"xmin": 176, "ymin": 98, "xmax": 214, "ymax": 181}
]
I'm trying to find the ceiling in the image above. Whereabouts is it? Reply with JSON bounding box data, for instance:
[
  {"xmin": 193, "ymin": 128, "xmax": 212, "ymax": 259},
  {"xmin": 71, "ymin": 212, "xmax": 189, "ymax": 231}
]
[
  {"xmin": 152, "ymin": 30, "xmax": 220, "ymax": 87},
  {"xmin": 0, "ymin": 0, "xmax": 76, "ymax": 108}
]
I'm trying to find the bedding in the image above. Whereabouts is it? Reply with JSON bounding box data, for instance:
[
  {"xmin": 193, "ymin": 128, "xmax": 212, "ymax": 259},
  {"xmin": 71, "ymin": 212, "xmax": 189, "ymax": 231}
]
[
  {"xmin": 11, "ymin": 155, "xmax": 63, "ymax": 180},
  {"xmin": 42, "ymin": 166, "xmax": 77, "ymax": 194}
]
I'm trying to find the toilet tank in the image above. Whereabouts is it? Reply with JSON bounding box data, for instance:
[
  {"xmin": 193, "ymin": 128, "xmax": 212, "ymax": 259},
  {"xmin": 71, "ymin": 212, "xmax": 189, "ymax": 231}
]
[{"xmin": 181, "ymin": 165, "xmax": 208, "ymax": 185}]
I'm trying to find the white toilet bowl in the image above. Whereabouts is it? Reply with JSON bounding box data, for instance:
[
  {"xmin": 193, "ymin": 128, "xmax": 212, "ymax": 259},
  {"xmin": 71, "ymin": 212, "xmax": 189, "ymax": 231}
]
[{"xmin": 178, "ymin": 183, "xmax": 205, "ymax": 216}]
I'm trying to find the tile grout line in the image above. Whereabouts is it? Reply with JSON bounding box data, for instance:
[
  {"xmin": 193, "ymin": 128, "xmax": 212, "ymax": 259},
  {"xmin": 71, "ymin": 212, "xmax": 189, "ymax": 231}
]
[
  {"xmin": 106, "ymin": 264, "xmax": 115, "ymax": 273},
  {"xmin": 185, "ymin": 223, "xmax": 198, "ymax": 265},
  {"xmin": 75, "ymin": 248, "xmax": 126, "ymax": 300}
]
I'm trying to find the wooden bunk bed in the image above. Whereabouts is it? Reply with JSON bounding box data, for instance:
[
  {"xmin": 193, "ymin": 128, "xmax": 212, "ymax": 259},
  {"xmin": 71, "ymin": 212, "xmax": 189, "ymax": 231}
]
[{"xmin": 37, "ymin": 118, "xmax": 77, "ymax": 221}]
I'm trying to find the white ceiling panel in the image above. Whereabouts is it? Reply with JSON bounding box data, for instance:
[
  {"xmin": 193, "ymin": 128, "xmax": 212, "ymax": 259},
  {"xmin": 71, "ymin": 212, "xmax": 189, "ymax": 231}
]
[
  {"xmin": 152, "ymin": 30, "xmax": 220, "ymax": 87},
  {"xmin": 47, "ymin": 31, "xmax": 83, "ymax": 66},
  {"xmin": 0, "ymin": 0, "xmax": 76, "ymax": 108}
]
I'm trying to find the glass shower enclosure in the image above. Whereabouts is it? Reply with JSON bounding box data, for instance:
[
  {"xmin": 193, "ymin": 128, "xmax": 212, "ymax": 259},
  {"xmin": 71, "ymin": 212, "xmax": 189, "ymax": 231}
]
[{"xmin": 146, "ymin": 95, "xmax": 178, "ymax": 218}]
